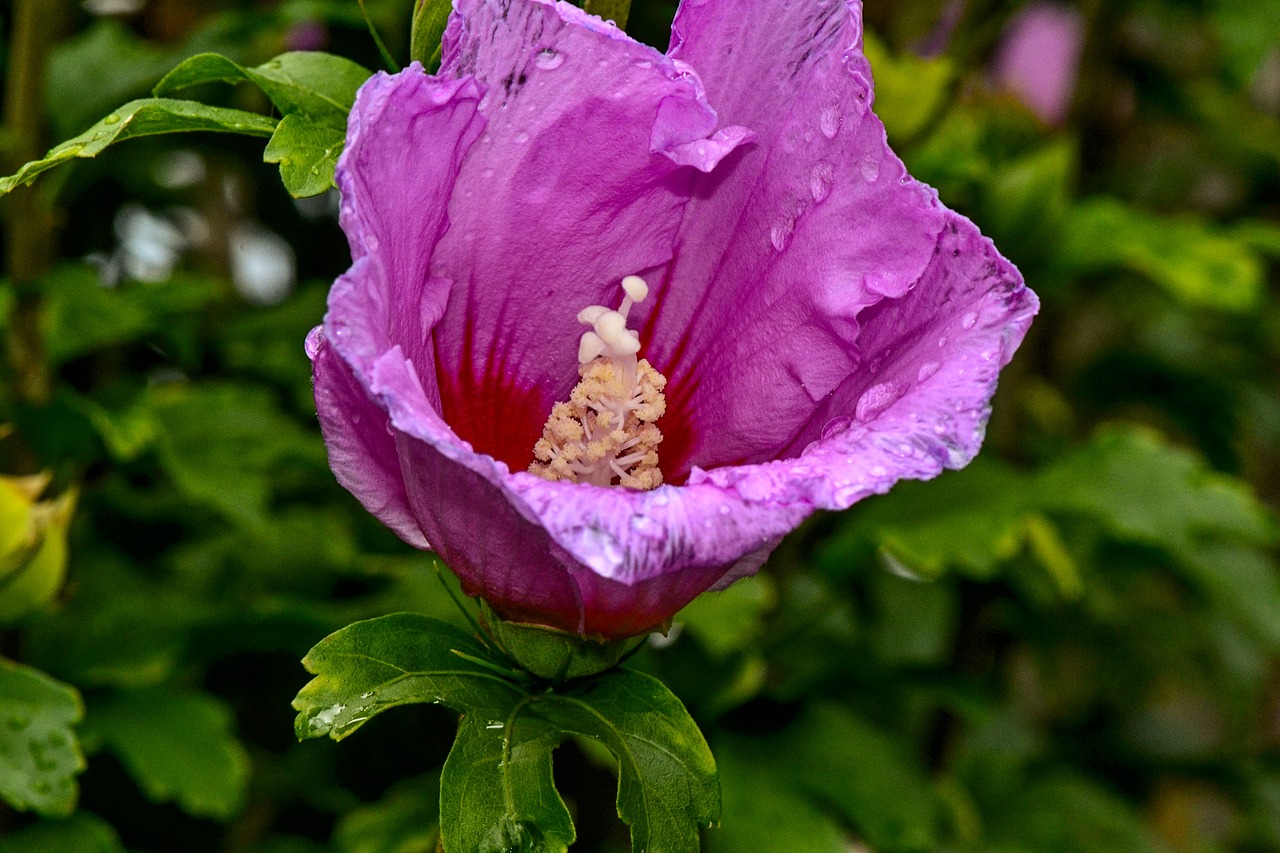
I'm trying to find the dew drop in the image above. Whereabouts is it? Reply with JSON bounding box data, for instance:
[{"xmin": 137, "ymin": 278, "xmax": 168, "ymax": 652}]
[
  {"xmin": 937, "ymin": 335, "xmax": 948, "ymax": 349},
  {"xmin": 809, "ymin": 161, "xmax": 835, "ymax": 202},
  {"xmin": 855, "ymin": 382, "xmax": 897, "ymax": 422},
  {"xmin": 535, "ymin": 48, "xmax": 564, "ymax": 70},
  {"xmin": 632, "ymin": 58, "xmax": 653, "ymax": 69},
  {"xmin": 718, "ymin": 505, "xmax": 730, "ymax": 515},
  {"xmin": 513, "ymin": 131, "xmax": 530, "ymax": 144},
  {"xmin": 819, "ymin": 106, "xmax": 841, "ymax": 139},
  {"xmin": 859, "ymin": 155, "xmax": 881, "ymax": 182},
  {"xmin": 870, "ymin": 465, "xmax": 888, "ymax": 477},
  {"xmin": 917, "ymin": 361, "xmax": 940, "ymax": 382},
  {"xmin": 769, "ymin": 213, "xmax": 795, "ymax": 252},
  {"xmin": 821, "ymin": 416, "xmax": 852, "ymax": 439},
  {"xmin": 961, "ymin": 311, "xmax": 978, "ymax": 330},
  {"xmin": 103, "ymin": 114, "xmax": 121, "ymax": 125}
]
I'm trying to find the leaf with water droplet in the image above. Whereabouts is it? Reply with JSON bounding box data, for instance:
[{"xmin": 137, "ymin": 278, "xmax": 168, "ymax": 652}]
[
  {"xmin": 0, "ymin": 98, "xmax": 277, "ymax": 196},
  {"xmin": 0, "ymin": 660, "xmax": 84, "ymax": 817},
  {"xmin": 264, "ymin": 114, "xmax": 345, "ymax": 198},
  {"xmin": 441, "ymin": 715, "xmax": 573, "ymax": 853},
  {"xmin": 536, "ymin": 669, "xmax": 720, "ymax": 853},
  {"xmin": 292, "ymin": 613, "xmax": 524, "ymax": 741}
]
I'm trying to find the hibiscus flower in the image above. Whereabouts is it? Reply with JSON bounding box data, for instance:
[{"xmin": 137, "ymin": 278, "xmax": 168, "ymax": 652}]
[{"xmin": 308, "ymin": 0, "xmax": 1038, "ymax": 639}]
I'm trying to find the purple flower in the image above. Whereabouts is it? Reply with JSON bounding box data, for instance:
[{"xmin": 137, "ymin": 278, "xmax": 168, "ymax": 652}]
[
  {"xmin": 992, "ymin": 2, "xmax": 1086, "ymax": 127},
  {"xmin": 308, "ymin": 0, "xmax": 1038, "ymax": 639}
]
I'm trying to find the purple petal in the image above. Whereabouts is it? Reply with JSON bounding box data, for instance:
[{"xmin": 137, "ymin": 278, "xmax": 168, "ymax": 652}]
[
  {"xmin": 688, "ymin": 211, "xmax": 1039, "ymax": 510},
  {"xmin": 309, "ymin": 329, "xmax": 428, "ymax": 549},
  {"xmin": 646, "ymin": 0, "xmax": 947, "ymax": 477},
  {"xmin": 429, "ymin": 0, "xmax": 751, "ymax": 470}
]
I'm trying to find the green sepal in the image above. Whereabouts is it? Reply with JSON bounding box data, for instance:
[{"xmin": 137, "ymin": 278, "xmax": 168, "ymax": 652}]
[{"xmin": 488, "ymin": 614, "xmax": 640, "ymax": 682}]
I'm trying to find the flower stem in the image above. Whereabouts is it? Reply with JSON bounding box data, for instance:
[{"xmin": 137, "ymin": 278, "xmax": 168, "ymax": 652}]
[{"xmin": 3, "ymin": 0, "xmax": 70, "ymax": 408}]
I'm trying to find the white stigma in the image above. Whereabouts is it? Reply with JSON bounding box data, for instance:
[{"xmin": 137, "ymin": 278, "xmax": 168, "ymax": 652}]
[{"xmin": 531, "ymin": 275, "xmax": 667, "ymax": 490}]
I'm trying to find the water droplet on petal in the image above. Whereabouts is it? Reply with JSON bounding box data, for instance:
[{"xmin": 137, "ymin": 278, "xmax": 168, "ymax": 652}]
[
  {"xmin": 809, "ymin": 161, "xmax": 835, "ymax": 202},
  {"xmin": 859, "ymin": 155, "xmax": 881, "ymax": 182},
  {"xmin": 961, "ymin": 311, "xmax": 978, "ymax": 330},
  {"xmin": 937, "ymin": 335, "xmax": 948, "ymax": 348},
  {"xmin": 718, "ymin": 504, "xmax": 730, "ymax": 515},
  {"xmin": 513, "ymin": 131, "xmax": 530, "ymax": 144},
  {"xmin": 535, "ymin": 48, "xmax": 564, "ymax": 70},
  {"xmin": 856, "ymin": 382, "xmax": 897, "ymax": 422},
  {"xmin": 769, "ymin": 213, "xmax": 795, "ymax": 252},
  {"xmin": 819, "ymin": 106, "xmax": 841, "ymax": 139},
  {"xmin": 821, "ymin": 416, "xmax": 852, "ymax": 439},
  {"xmin": 917, "ymin": 361, "xmax": 940, "ymax": 382}
]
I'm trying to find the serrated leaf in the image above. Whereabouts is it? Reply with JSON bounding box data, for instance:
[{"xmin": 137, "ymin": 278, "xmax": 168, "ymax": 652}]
[
  {"xmin": 154, "ymin": 51, "xmax": 371, "ymax": 128},
  {"xmin": 292, "ymin": 613, "xmax": 524, "ymax": 741},
  {"xmin": 440, "ymin": 715, "xmax": 574, "ymax": 853},
  {"xmin": 0, "ymin": 99, "xmax": 276, "ymax": 195},
  {"xmin": 537, "ymin": 669, "xmax": 719, "ymax": 853},
  {"xmin": 263, "ymin": 114, "xmax": 345, "ymax": 197},
  {"xmin": 0, "ymin": 660, "xmax": 85, "ymax": 817},
  {"xmin": 83, "ymin": 687, "xmax": 249, "ymax": 819}
]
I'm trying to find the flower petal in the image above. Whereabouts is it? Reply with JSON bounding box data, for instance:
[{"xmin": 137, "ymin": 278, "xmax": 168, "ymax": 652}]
[
  {"xmin": 308, "ymin": 329, "xmax": 428, "ymax": 549},
  {"xmin": 646, "ymin": 0, "xmax": 947, "ymax": 477},
  {"xmin": 430, "ymin": 0, "xmax": 752, "ymax": 466},
  {"xmin": 687, "ymin": 210, "xmax": 1039, "ymax": 511},
  {"xmin": 331, "ymin": 70, "xmax": 485, "ymax": 376}
]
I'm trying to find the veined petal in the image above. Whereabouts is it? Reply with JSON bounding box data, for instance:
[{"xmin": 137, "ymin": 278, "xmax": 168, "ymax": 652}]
[
  {"xmin": 430, "ymin": 0, "xmax": 751, "ymax": 469},
  {"xmin": 647, "ymin": 0, "xmax": 946, "ymax": 477},
  {"xmin": 688, "ymin": 211, "xmax": 1039, "ymax": 511},
  {"xmin": 330, "ymin": 71, "xmax": 485, "ymax": 375},
  {"xmin": 309, "ymin": 329, "xmax": 428, "ymax": 550}
]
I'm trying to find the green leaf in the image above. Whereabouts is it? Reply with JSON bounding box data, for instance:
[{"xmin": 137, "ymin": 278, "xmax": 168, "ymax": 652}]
[
  {"xmin": 708, "ymin": 737, "xmax": 846, "ymax": 853},
  {"xmin": 411, "ymin": 0, "xmax": 454, "ymax": 68},
  {"xmin": 538, "ymin": 669, "xmax": 720, "ymax": 853},
  {"xmin": 154, "ymin": 51, "xmax": 371, "ymax": 128},
  {"xmin": 1056, "ymin": 198, "xmax": 1266, "ymax": 312},
  {"xmin": 773, "ymin": 705, "xmax": 939, "ymax": 851},
  {"xmin": 263, "ymin": 114, "xmax": 346, "ymax": 197},
  {"xmin": 862, "ymin": 30, "xmax": 954, "ymax": 142},
  {"xmin": 1036, "ymin": 426, "xmax": 1271, "ymax": 552},
  {"xmin": 82, "ymin": 687, "xmax": 249, "ymax": 820},
  {"xmin": 676, "ymin": 574, "xmax": 774, "ymax": 658},
  {"xmin": 292, "ymin": 613, "xmax": 523, "ymax": 741},
  {"xmin": 0, "ymin": 99, "xmax": 277, "ymax": 195},
  {"xmin": 334, "ymin": 773, "xmax": 441, "ymax": 853},
  {"xmin": 0, "ymin": 660, "xmax": 85, "ymax": 817},
  {"xmin": 440, "ymin": 714, "xmax": 574, "ymax": 853},
  {"xmin": 45, "ymin": 20, "xmax": 175, "ymax": 142},
  {"xmin": 583, "ymin": 0, "xmax": 632, "ymax": 29},
  {"xmin": 817, "ymin": 460, "xmax": 1034, "ymax": 581},
  {"xmin": 0, "ymin": 812, "xmax": 124, "ymax": 853},
  {"xmin": 149, "ymin": 381, "xmax": 324, "ymax": 526},
  {"xmin": 990, "ymin": 773, "xmax": 1167, "ymax": 853}
]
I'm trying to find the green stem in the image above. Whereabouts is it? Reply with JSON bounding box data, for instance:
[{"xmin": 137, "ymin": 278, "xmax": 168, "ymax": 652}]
[
  {"xmin": 3, "ymin": 0, "xmax": 70, "ymax": 408},
  {"xmin": 356, "ymin": 0, "xmax": 401, "ymax": 72}
]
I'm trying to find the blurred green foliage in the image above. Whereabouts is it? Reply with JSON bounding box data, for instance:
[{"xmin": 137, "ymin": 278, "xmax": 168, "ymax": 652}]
[{"xmin": 0, "ymin": 0, "xmax": 1278, "ymax": 850}]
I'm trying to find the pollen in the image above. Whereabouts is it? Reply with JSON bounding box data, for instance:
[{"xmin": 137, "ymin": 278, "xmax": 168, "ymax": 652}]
[{"xmin": 530, "ymin": 276, "xmax": 667, "ymax": 489}]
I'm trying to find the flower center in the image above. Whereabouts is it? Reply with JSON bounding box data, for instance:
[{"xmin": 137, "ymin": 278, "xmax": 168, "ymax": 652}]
[{"xmin": 529, "ymin": 276, "xmax": 667, "ymax": 489}]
